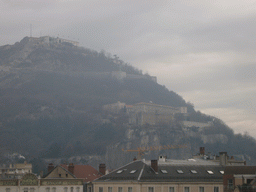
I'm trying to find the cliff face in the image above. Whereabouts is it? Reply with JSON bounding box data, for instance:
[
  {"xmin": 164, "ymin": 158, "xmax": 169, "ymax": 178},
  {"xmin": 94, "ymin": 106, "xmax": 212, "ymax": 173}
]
[{"xmin": 105, "ymin": 126, "xmax": 190, "ymax": 169}]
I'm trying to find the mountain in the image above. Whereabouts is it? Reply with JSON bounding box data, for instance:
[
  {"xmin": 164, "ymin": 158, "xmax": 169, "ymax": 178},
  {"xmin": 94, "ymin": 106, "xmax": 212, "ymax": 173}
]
[{"xmin": 0, "ymin": 36, "xmax": 255, "ymax": 171}]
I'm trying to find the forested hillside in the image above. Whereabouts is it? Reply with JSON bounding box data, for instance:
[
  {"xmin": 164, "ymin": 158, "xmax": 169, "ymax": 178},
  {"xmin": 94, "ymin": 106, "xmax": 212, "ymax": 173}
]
[{"xmin": 0, "ymin": 37, "xmax": 255, "ymax": 172}]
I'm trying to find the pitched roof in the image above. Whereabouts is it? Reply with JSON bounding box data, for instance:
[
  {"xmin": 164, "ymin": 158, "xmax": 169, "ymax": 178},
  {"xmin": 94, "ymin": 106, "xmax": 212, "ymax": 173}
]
[
  {"xmin": 94, "ymin": 160, "xmax": 224, "ymax": 183},
  {"xmin": 60, "ymin": 164, "xmax": 102, "ymax": 182}
]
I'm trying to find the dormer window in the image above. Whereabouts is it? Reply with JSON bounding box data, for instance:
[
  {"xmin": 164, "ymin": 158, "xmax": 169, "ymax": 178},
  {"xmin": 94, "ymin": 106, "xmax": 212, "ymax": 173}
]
[
  {"xmin": 130, "ymin": 170, "xmax": 137, "ymax": 174},
  {"xmin": 117, "ymin": 170, "xmax": 123, "ymax": 174},
  {"xmin": 207, "ymin": 170, "xmax": 214, "ymax": 174},
  {"xmin": 177, "ymin": 170, "xmax": 183, "ymax": 174},
  {"xmin": 190, "ymin": 170, "xmax": 197, "ymax": 174},
  {"xmin": 161, "ymin": 170, "xmax": 168, "ymax": 174}
]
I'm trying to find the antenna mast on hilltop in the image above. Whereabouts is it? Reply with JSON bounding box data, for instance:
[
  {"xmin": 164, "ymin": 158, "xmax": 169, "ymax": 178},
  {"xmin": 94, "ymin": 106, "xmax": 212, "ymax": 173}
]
[{"xmin": 30, "ymin": 24, "xmax": 32, "ymax": 37}]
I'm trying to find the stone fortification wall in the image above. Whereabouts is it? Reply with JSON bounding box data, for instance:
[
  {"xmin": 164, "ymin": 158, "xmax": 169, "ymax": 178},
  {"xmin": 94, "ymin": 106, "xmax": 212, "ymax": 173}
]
[
  {"xmin": 128, "ymin": 103, "xmax": 187, "ymax": 125},
  {"xmin": 132, "ymin": 102, "xmax": 181, "ymax": 115},
  {"xmin": 182, "ymin": 121, "xmax": 213, "ymax": 128},
  {"xmin": 129, "ymin": 111, "xmax": 174, "ymax": 125},
  {"xmin": 126, "ymin": 74, "xmax": 157, "ymax": 83},
  {"xmin": 29, "ymin": 36, "xmax": 79, "ymax": 46}
]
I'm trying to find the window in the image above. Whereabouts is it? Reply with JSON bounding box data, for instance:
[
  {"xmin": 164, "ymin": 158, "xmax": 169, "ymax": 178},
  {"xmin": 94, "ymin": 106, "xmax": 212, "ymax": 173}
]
[
  {"xmin": 6, "ymin": 188, "xmax": 11, "ymax": 192},
  {"xmin": 169, "ymin": 187, "xmax": 174, "ymax": 192},
  {"xmin": 108, "ymin": 187, "xmax": 113, "ymax": 192},
  {"xmin": 99, "ymin": 187, "xmax": 104, "ymax": 192},
  {"xmin": 45, "ymin": 188, "xmax": 50, "ymax": 192},
  {"xmin": 214, "ymin": 187, "xmax": 219, "ymax": 192},
  {"xmin": 191, "ymin": 170, "xmax": 197, "ymax": 174},
  {"xmin": 161, "ymin": 170, "xmax": 168, "ymax": 173},
  {"xmin": 117, "ymin": 170, "xmax": 123, "ymax": 174},
  {"xmin": 177, "ymin": 170, "xmax": 184, "ymax": 174},
  {"xmin": 148, "ymin": 187, "xmax": 154, "ymax": 192},
  {"xmin": 71, "ymin": 187, "xmax": 74, "ymax": 192},
  {"xmin": 199, "ymin": 187, "xmax": 204, "ymax": 192},
  {"xmin": 66, "ymin": 173, "xmax": 68, "ymax": 177},
  {"xmin": 219, "ymin": 171, "xmax": 224, "ymax": 175},
  {"xmin": 130, "ymin": 170, "xmax": 137, "ymax": 173},
  {"xmin": 207, "ymin": 170, "xmax": 214, "ymax": 174},
  {"xmin": 118, "ymin": 187, "xmax": 123, "ymax": 192},
  {"xmin": 228, "ymin": 179, "xmax": 233, "ymax": 189},
  {"xmin": 88, "ymin": 187, "xmax": 92, "ymax": 192},
  {"xmin": 24, "ymin": 188, "xmax": 28, "ymax": 192},
  {"xmin": 52, "ymin": 188, "xmax": 56, "ymax": 192},
  {"xmin": 30, "ymin": 188, "xmax": 35, "ymax": 192},
  {"xmin": 64, "ymin": 187, "xmax": 68, "ymax": 192},
  {"xmin": 128, "ymin": 187, "xmax": 133, "ymax": 192},
  {"xmin": 184, "ymin": 187, "xmax": 190, "ymax": 192},
  {"xmin": 76, "ymin": 187, "xmax": 80, "ymax": 192},
  {"xmin": 59, "ymin": 174, "xmax": 61, "ymax": 177}
]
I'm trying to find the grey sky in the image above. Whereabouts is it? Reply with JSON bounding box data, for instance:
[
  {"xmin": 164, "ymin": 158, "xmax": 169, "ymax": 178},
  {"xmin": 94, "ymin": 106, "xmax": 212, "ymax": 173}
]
[{"xmin": 1, "ymin": 0, "xmax": 256, "ymax": 137}]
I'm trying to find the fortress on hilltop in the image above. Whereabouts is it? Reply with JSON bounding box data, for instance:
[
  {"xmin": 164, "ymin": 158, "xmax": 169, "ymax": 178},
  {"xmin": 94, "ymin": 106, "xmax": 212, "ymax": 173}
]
[
  {"xmin": 29, "ymin": 36, "xmax": 79, "ymax": 46},
  {"xmin": 1, "ymin": 36, "xmax": 157, "ymax": 83}
]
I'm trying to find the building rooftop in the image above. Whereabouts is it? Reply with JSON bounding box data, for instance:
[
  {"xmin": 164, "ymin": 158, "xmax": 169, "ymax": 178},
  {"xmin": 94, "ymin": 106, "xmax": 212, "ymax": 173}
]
[
  {"xmin": 94, "ymin": 160, "xmax": 224, "ymax": 183},
  {"xmin": 143, "ymin": 158, "xmax": 220, "ymax": 166}
]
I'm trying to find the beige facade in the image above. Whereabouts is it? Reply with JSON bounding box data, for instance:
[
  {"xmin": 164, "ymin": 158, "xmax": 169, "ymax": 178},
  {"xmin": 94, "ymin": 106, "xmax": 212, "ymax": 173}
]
[
  {"xmin": 45, "ymin": 166, "xmax": 75, "ymax": 179},
  {"xmin": 93, "ymin": 182, "xmax": 223, "ymax": 192}
]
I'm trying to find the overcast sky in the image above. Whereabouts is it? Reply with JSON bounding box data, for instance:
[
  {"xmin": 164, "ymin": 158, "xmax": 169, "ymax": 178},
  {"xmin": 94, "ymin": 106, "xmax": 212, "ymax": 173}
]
[{"xmin": 1, "ymin": 0, "xmax": 256, "ymax": 138}]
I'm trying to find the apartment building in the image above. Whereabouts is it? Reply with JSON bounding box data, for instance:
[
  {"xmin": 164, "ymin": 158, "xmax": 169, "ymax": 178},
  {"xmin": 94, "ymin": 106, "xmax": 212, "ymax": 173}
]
[
  {"xmin": 92, "ymin": 157, "xmax": 224, "ymax": 192},
  {"xmin": 0, "ymin": 162, "xmax": 32, "ymax": 179}
]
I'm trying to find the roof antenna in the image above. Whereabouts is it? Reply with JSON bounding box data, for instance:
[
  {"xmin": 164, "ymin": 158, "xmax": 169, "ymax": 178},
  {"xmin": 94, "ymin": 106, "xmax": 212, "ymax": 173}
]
[{"xmin": 30, "ymin": 24, "xmax": 32, "ymax": 37}]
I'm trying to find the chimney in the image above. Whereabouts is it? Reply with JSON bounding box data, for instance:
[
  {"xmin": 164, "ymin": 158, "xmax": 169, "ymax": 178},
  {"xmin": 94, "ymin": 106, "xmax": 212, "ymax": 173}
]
[
  {"xmin": 151, "ymin": 160, "xmax": 158, "ymax": 173},
  {"xmin": 48, "ymin": 163, "xmax": 54, "ymax": 173},
  {"xmin": 68, "ymin": 163, "xmax": 74, "ymax": 174},
  {"xmin": 40, "ymin": 171, "xmax": 44, "ymax": 178},
  {"xmin": 159, "ymin": 155, "xmax": 167, "ymax": 162},
  {"xmin": 99, "ymin": 164, "xmax": 106, "ymax": 175},
  {"xmin": 133, "ymin": 157, "xmax": 137, "ymax": 161},
  {"xmin": 219, "ymin": 152, "xmax": 228, "ymax": 165},
  {"xmin": 200, "ymin": 147, "xmax": 205, "ymax": 155}
]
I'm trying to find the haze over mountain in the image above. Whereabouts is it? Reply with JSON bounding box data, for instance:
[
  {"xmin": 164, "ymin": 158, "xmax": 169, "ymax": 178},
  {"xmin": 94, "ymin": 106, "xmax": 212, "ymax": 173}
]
[
  {"xmin": 0, "ymin": 37, "xmax": 256, "ymax": 171},
  {"xmin": 1, "ymin": 0, "xmax": 256, "ymax": 139}
]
